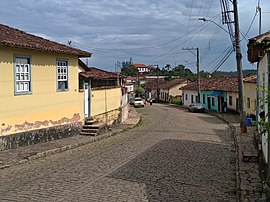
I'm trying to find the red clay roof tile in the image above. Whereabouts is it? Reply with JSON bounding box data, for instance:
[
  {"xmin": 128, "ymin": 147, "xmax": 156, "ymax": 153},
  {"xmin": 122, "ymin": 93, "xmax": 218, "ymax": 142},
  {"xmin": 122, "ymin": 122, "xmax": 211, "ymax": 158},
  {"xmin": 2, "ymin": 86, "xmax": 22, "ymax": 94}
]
[
  {"xmin": 0, "ymin": 24, "xmax": 91, "ymax": 57},
  {"xmin": 159, "ymin": 78, "xmax": 189, "ymax": 90},
  {"xmin": 80, "ymin": 67, "xmax": 118, "ymax": 79},
  {"xmin": 181, "ymin": 77, "xmax": 238, "ymax": 92},
  {"xmin": 243, "ymin": 75, "xmax": 256, "ymax": 83}
]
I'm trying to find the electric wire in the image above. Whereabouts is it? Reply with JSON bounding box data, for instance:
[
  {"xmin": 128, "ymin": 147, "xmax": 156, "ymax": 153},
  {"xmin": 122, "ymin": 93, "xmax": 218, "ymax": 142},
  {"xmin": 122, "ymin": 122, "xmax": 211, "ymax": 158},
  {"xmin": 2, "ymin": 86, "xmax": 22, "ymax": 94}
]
[
  {"xmin": 243, "ymin": 9, "xmax": 258, "ymax": 39},
  {"xmin": 185, "ymin": 0, "xmax": 194, "ymax": 47},
  {"xmin": 192, "ymin": 0, "xmax": 204, "ymax": 46},
  {"xmin": 146, "ymin": 21, "xmax": 213, "ymax": 63},
  {"xmin": 204, "ymin": 44, "xmax": 233, "ymax": 72},
  {"xmin": 211, "ymin": 47, "xmax": 234, "ymax": 73}
]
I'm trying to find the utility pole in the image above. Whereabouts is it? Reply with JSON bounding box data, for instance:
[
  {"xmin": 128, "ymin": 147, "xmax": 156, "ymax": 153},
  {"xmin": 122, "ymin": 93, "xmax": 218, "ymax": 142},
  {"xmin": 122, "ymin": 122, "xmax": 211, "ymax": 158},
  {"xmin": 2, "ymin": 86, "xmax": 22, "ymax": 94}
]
[
  {"xmin": 182, "ymin": 47, "xmax": 200, "ymax": 102},
  {"xmin": 257, "ymin": 2, "xmax": 262, "ymax": 35},
  {"xmin": 256, "ymin": 3, "xmax": 261, "ymax": 127},
  {"xmin": 233, "ymin": 0, "xmax": 247, "ymax": 133}
]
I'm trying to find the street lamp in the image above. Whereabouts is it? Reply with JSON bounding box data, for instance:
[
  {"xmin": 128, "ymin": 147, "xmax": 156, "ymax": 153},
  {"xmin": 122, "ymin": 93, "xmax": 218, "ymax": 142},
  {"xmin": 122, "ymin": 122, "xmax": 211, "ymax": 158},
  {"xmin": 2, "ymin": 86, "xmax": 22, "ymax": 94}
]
[{"xmin": 198, "ymin": 17, "xmax": 233, "ymax": 38}]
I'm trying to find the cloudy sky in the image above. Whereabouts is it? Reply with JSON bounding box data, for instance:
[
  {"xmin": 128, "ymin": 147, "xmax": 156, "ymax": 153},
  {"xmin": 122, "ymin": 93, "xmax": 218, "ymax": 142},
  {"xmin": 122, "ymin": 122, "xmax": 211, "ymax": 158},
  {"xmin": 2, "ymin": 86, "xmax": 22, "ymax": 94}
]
[{"xmin": 1, "ymin": 0, "xmax": 269, "ymax": 72}]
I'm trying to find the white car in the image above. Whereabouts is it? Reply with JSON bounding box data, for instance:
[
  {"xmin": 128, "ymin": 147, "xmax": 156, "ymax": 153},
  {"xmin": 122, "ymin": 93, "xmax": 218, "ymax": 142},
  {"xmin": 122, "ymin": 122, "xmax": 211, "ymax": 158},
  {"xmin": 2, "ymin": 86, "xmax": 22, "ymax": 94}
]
[{"xmin": 134, "ymin": 97, "xmax": 144, "ymax": 107}]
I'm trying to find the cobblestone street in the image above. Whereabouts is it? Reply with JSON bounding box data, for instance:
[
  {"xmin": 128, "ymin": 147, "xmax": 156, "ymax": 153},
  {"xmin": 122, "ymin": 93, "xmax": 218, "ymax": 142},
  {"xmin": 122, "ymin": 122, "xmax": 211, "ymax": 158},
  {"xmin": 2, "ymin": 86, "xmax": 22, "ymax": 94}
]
[{"xmin": 0, "ymin": 104, "xmax": 236, "ymax": 201}]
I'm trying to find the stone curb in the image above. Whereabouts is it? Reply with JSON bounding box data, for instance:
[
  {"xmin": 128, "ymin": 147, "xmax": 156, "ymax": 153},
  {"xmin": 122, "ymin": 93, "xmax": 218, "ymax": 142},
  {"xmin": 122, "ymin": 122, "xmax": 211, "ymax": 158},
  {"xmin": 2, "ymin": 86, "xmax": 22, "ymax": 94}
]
[
  {"xmin": 206, "ymin": 111, "xmax": 240, "ymax": 202},
  {"xmin": 0, "ymin": 113, "xmax": 141, "ymax": 170}
]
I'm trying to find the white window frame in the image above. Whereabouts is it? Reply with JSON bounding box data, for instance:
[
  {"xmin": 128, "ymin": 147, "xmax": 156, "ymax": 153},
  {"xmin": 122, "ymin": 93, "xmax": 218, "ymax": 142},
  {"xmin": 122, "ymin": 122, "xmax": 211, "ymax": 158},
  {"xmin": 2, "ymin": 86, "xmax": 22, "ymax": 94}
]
[
  {"xmin": 57, "ymin": 59, "xmax": 68, "ymax": 91},
  {"xmin": 14, "ymin": 55, "xmax": 32, "ymax": 95}
]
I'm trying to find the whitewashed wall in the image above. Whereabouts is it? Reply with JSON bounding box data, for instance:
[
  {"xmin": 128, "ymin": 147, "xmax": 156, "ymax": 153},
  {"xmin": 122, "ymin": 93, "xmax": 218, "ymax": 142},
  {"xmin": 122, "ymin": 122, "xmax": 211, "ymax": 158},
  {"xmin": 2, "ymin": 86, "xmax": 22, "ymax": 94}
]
[{"xmin": 183, "ymin": 90, "xmax": 198, "ymax": 107}]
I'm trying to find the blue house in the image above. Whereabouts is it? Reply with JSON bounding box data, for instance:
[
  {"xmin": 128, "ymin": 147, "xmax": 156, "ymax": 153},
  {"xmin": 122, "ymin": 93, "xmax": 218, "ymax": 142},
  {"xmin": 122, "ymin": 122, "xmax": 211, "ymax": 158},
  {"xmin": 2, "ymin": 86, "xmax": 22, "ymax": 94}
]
[
  {"xmin": 200, "ymin": 90, "xmax": 227, "ymax": 112},
  {"xmin": 200, "ymin": 77, "xmax": 238, "ymax": 112},
  {"xmin": 182, "ymin": 77, "xmax": 238, "ymax": 112}
]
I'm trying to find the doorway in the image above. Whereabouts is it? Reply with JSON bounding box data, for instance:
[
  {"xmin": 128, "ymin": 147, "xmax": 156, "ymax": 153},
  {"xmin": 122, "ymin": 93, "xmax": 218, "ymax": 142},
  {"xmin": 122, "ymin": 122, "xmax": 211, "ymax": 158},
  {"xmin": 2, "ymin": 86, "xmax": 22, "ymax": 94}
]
[
  {"xmin": 207, "ymin": 97, "xmax": 211, "ymax": 110},
  {"xmin": 84, "ymin": 82, "xmax": 90, "ymax": 118}
]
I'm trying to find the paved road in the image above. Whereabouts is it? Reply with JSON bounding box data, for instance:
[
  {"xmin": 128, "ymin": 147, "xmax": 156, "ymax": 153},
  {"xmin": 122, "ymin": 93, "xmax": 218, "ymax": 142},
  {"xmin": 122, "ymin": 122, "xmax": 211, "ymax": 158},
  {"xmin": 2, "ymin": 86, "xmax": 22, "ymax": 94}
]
[{"xmin": 0, "ymin": 104, "xmax": 236, "ymax": 201}]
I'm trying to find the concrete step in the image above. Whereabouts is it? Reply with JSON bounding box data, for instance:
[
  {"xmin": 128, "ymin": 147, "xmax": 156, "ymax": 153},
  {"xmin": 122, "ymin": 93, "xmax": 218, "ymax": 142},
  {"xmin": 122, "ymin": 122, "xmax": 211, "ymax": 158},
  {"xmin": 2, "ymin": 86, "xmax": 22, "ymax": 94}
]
[
  {"xmin": 81, "ymin": 128, "xmax": 99, "ymax": 133},
  {"xmin": 90, "ymin": 122, "xmax": 107, "ymax": 129},
  {"xmin": 79, "ymin": 131, "xmax": 98, "ymax": 136},
  {"xmin": 84, "ymin": 119, "xmax": 97, "ymax": 125},
  {"xmin": 80, "ymin": 121, "xmax": 107, "ymax": 136}
]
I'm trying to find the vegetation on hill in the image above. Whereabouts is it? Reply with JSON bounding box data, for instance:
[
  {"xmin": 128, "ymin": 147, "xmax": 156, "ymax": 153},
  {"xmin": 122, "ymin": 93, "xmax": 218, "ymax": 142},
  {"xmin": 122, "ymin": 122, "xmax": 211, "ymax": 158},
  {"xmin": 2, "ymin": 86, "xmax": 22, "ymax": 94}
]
[
  {"xmin": 121, "ymin": 65, "xmax": 139, "ymax": 77},
  {"xmin": 120, "ymin": 63, "xmax": 257, "ymax": 79}
]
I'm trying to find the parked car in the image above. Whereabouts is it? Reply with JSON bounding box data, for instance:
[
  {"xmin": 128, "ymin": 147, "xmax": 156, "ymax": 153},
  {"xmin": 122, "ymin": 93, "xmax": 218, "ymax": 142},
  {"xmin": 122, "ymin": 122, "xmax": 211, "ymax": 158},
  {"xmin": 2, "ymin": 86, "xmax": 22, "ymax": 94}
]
[
  {"xmin": 129, "ymin": 98, "xmax": 135, "ymax": 106},
  {"xmin": 188, "ymin": 103, "xmax": 205, "ymax": 112},
  {"xmin": 134, "ymin": 97, "xmax": 145, "ymax": 107}
]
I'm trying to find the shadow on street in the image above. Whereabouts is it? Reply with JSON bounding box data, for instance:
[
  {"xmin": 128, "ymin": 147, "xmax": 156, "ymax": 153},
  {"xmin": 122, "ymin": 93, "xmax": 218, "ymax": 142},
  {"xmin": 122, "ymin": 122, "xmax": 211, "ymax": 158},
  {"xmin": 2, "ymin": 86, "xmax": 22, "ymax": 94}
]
[{"xmin": 107, "ymin": 139, "xmax": 236, "ymax": 201}]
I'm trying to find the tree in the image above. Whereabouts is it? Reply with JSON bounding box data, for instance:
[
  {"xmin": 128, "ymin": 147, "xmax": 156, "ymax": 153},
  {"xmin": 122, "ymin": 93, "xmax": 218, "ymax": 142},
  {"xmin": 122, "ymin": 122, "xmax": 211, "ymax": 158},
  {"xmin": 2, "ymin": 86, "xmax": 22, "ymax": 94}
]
[
  {"xmin": 121, "ymin": 65, "xmax": 139, "ymax": 77},
  {"xmin": 164, "ymin": 64, "xmax": 171, "ymax": 71},
  {"xmin": 135, "ymin": 85, "xmax": 145, "ymax": 97}
]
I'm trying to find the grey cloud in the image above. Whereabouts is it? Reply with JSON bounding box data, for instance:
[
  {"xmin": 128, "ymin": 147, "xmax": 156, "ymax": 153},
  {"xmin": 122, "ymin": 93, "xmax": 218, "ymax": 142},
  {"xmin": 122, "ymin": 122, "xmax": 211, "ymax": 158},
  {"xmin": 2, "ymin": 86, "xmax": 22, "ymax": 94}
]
[{"xmin": 0, "ymin": 0, "xmax": 264, "ymax": 71}]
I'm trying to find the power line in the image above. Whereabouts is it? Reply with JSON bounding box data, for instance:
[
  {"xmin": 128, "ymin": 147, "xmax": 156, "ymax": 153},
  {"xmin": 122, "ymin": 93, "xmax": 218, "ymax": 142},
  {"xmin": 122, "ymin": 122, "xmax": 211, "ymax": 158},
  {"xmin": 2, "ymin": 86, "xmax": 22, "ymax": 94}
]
[
  {"xmin": 211, "ymin": 48, "xmax": 234, "ymax": 73},
  {"xmin": 185, "ymin": 0, "xmax": 194, "ymax": 47},
  {"xmin": 205, "ymin": 44, "xmax": 233, "ymax": 72},
  {"xmin": 144, "ymin": 21, "xmax": 214, "ymax": 63},
  {"xmin": 243, "ymin": 8, "xmax": 258, "ymax": 39}
]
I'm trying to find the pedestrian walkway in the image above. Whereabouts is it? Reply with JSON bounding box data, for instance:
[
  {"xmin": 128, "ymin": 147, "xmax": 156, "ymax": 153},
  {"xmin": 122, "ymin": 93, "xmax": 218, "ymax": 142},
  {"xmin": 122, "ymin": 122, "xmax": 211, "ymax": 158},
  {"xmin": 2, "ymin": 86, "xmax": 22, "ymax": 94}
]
[
  {"xmin": 209, "ymin": 111, "xmax": 268, "ymax": 201},
  {"xmin": 0, "ymin": 108, "xmax": 140, "ymax": 170}
]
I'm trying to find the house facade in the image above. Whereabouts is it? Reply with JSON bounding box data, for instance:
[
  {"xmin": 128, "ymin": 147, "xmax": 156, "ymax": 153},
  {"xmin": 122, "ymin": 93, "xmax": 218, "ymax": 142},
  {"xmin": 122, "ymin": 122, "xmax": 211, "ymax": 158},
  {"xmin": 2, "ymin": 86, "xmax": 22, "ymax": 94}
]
[
  {"xmin": 200, "ymin": 90, "xmax": 227, "ymax": 112},
  {"xmin": 159, "ymin": 79, "xmax": 188, "ymax": 102},
  {"xmin": 0, "ymin": 24, "xmax": 91, "ymax": 150},
  {"xmin": 227, "ymin": 92, "xmax": 239, "ymax": 112},
  {"xmin": 79, "ymin": 64, "xmax": 127, "ymax": 126},
  {"xmin": 181, "ymin": 77, "xmax": 238, "ymax": 112},
  {"xmin": 133, "ymin": 64, "xmax": 154, "ymax": 74},
  {"xmin": 143, "ymin": 78, "xmax": 166, "ymax": 101},
  {"xmin": 182, "ymin": 89, "xmax": 198, "ymax": 107},
  {"xmin": 247, "ymin": 30, "xmax": 270, "ymax": 168},
  {"xmin": 243, "ymin": 75, "xmax": 257, "ymax": 118}
]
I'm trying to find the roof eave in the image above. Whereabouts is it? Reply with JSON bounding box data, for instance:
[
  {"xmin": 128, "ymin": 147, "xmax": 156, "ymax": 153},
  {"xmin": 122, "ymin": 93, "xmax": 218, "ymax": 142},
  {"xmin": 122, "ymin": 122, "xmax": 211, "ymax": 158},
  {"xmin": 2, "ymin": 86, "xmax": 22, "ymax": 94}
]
[{"xmin": 0, "ymin": 43, "xmax": 92, "ymax": 57}]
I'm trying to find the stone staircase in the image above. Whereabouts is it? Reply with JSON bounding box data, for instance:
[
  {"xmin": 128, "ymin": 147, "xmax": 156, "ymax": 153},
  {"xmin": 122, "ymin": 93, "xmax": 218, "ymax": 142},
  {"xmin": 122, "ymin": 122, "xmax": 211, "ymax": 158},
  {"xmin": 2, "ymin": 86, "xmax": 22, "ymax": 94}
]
[{"xmin": 80, "ymin": 118, "xmax": 107, "ymax": 136}]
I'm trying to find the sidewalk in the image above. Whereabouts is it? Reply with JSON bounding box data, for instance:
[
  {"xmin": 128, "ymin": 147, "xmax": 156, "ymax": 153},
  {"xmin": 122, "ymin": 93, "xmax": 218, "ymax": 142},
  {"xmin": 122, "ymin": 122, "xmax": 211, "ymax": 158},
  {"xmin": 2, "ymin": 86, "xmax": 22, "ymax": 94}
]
[
  {"xmin": 209, "ymin": 111, "xmax": 268, "ymax": 202},
  {"xmin": 0, "ymin": 108, "xmax": 140, "ymax": 170}
]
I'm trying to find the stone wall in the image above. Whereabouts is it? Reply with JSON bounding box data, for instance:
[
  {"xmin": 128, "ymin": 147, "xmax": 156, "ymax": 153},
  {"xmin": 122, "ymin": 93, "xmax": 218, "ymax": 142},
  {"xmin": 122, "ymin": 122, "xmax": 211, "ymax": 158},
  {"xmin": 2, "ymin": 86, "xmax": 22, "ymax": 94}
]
[
  {"xmin": 0, "ymin": 122, "xmax": 82, "ymax": 151},
  {"xmin": 92, "ymin": 109, "xmax": 121, "ymax": 126}
]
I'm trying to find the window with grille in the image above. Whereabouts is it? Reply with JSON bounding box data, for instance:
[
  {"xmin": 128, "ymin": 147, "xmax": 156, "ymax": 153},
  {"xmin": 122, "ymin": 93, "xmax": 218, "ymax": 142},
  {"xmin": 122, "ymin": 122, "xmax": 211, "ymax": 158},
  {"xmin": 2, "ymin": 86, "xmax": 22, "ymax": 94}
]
[
  {"xmin": 15, "ymin": 57, "xmax": 31, "ymax": 94},
  {"xmin": 57, "ymin": 60, "xmax": 68, "ymax": 91}
]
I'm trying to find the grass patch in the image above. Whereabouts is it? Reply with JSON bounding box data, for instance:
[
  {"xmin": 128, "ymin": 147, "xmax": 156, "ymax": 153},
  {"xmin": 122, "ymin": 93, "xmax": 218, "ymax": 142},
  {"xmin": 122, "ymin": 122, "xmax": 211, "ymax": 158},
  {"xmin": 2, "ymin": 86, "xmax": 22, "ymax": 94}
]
[{"xmin": 171, "ymin": 97, "xmax": 183, "ymax": 105}]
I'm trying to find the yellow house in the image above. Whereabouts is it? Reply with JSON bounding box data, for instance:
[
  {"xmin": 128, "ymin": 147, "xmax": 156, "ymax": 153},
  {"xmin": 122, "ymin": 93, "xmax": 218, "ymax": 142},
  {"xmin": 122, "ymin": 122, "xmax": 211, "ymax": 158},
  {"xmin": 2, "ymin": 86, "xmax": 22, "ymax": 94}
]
[
  {"xmin": 159, "ymin": 78, "xmax": 189, "ymax": 102},
  {"xmin": 78, "ymin": 62, "xmax": 124, "ymax": 127},
  {"xmin": 243, "ymin": 75, "xmax": 257, "ymax": 118},
  {"xmin": 0, "ymin": 24, "xmax": 91, "ymax": 150}
]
